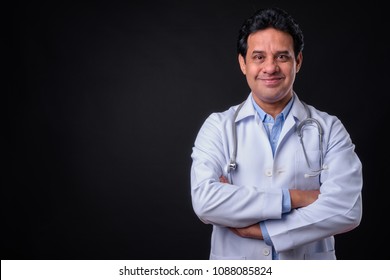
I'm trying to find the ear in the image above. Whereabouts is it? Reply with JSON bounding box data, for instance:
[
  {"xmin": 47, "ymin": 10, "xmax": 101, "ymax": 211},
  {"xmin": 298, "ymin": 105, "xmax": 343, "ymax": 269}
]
[
  {"xmin": 296, "ymin": 52, "xmax": 303, "ymax": 73},
  {"xmin": 238, "ymin": 54, "xmax": 247, "ymax": 75}
]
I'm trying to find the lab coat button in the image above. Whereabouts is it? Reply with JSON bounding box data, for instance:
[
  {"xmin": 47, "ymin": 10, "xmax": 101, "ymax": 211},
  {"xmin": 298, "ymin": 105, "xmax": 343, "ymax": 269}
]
[
  {"xmin": 263, "ymin": 248, "xmax": 271, "ymax": 256},
  {"xmin": 265, "ymin": 170, "xmax": 272, "ymax": 177}
]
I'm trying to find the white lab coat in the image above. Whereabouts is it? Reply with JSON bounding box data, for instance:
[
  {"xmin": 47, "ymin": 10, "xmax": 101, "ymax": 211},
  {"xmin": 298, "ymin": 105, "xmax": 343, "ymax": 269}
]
[{"xmin": 190, "ymin": 93, "xmax": 363, "ymax": 260}]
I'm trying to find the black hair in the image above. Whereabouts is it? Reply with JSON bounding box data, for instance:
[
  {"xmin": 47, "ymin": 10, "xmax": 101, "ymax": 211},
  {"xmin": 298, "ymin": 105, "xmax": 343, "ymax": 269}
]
[{"xmin": 237, "ymin": 7, "xmax": 304, "ymax": 59}]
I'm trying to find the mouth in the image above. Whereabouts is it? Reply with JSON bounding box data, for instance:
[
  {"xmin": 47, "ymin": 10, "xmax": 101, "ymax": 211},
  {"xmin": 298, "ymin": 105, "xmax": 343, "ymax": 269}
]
[{"xmin": 258, "ymin": 76, "xmax": 283, "ymax": 87}]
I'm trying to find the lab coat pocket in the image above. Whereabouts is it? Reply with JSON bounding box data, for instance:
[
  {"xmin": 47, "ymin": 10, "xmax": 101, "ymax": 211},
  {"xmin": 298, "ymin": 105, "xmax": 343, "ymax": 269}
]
[{"xmin": 294, "ymin": 150, "xmax": 321, "ymax": 189}]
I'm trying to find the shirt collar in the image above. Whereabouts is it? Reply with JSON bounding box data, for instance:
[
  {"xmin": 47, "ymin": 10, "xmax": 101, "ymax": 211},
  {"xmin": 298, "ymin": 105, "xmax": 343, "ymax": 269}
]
[{"xmin": 251, "ymin": 94, "xmax": 295, "ymax": 123}]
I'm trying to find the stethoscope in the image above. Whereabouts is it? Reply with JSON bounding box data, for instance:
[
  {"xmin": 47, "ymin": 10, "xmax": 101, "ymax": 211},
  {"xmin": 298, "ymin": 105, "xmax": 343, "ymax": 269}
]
[{"xmin": 226, "ymin": 100, "xmax": 327, "ymax": 180}]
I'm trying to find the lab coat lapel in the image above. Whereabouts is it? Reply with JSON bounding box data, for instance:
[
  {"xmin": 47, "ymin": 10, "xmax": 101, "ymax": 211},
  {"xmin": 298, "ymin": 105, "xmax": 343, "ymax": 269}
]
[
  {"xmin": 235, "ymin": 94, "xmax": 271, "ymax": 144},
  {"xmin": 277, "ymin": 94, "xmax": 308, "ymax": 148}
]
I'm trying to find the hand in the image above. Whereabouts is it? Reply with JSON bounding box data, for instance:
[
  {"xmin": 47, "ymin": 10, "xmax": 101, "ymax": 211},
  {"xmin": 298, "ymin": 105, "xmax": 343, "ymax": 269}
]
[
  {"xmin": 219, "ymin": 175, "xmax": 229, "ymax": 183},
  {"xmin": 289, "ymin": 189, "xmax": 320, "ymax": 209},
  {"xmin": 229, "ymin": 223, "xmax": 263, "ymax": 240}
]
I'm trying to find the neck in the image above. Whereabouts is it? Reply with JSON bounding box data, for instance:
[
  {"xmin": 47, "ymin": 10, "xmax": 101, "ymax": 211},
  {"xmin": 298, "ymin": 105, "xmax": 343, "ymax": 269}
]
[{"xmin": 253, "ymin": 93, "xmax": 293, "ymax": 118}]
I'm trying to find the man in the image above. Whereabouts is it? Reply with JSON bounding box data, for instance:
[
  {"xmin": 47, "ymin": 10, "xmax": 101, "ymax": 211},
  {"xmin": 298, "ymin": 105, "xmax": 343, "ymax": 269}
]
[{"xmin": 190, "ymin": 7, "xmax": 362, "ymax": 260}]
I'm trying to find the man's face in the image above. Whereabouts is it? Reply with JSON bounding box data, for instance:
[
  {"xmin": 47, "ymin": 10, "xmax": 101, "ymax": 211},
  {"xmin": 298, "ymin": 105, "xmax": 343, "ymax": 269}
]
[{"xmin": 238, "ymin": 28, "xmax": 302, "ymax": 109}]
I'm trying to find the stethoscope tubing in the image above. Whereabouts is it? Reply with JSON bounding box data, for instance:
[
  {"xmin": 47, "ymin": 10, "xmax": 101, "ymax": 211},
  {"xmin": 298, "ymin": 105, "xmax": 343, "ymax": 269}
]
[{"xmin": 226, "ymin": 100, "xmax": 325, "ymax": 180}]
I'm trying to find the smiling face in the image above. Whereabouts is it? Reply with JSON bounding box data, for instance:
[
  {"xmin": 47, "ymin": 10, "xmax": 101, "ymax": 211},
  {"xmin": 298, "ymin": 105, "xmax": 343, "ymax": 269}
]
[{"xmin": 239, "ymin": 28, "xmax": 303, "ymax": 115}]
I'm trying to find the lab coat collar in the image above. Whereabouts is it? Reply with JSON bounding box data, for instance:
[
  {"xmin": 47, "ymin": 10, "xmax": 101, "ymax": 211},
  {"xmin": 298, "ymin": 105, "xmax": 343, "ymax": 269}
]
[
  {"xmin": 233, "ymin": 93, "xmax": 257, "ymax": 123},
  {"xmin": 280, "ymin": 92, "xmax": 313, "ymax": 142},
  {"xmin": 289, "ymin": 92, "xmax": 310, "ymax": 122},
  {"xmin": 234, "ymin": 92, "xmax": 307, "ymax": 124}
]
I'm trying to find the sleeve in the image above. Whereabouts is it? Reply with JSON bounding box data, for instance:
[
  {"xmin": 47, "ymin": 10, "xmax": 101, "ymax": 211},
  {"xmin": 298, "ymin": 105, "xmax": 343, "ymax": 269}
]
[
  {"xmin": 282, "ymin": 188, "xmax": 291, "ymax": 213},
  {"xmin": 190, "ymin": 112, "xmax": 284, "ymax": 228},
  {"xmin": 259, "ymin": 188, "xmax": 291, "ymax": 246},
  {"xmin": 260, "ymin": 222, "xmax": 273, "ymax": 246},
  {"xmin": 265, "ymin": 117, "xmax": 363, "ymax": 253}
]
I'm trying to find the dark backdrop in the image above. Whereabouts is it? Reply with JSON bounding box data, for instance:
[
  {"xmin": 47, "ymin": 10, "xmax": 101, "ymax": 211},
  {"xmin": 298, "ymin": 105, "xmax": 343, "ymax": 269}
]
[{"xmin": 6, "ymin": 0, "xmax": 388, "ymax": 259}]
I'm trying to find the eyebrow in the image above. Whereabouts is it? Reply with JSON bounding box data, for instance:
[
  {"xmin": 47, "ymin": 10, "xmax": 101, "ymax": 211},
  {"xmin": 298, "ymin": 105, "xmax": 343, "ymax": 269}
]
[{"xmin": 251, "ymin": 50, "xmax": 291, "ymax": 55}]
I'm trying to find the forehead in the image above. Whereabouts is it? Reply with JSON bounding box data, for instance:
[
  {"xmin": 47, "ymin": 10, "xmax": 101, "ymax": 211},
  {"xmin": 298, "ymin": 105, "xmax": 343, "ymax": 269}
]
[{"xmin": 247, "ymin": 28, "xmax": 294, "ymax": 51}]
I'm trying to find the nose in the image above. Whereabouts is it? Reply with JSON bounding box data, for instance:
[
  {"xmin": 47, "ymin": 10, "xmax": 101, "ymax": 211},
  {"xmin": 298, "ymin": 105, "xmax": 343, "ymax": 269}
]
[{"xmin": 262, "ymin": 58, "xmax": 279, "ymax": 73}]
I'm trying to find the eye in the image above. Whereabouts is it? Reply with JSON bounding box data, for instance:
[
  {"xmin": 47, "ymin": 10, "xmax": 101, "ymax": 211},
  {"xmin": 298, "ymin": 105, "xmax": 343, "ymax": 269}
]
[
  {"xmin": 252, "ymin": 54, "xmax": 265, "ymax": 61},
  {"xmin": 276, "ymin": 54, "xmax": 290, "ymax": 62}
]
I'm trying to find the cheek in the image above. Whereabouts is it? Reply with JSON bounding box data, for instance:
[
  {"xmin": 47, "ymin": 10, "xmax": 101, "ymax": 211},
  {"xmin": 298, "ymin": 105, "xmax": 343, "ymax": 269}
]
[{"xmin": 245, "ymin": 64, "xmax": 259, "ymax": 76}]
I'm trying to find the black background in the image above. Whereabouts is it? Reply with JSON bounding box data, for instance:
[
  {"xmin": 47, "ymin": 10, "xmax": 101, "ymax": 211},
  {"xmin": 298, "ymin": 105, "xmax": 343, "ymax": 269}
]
[{"xmin": 6, "ymin": 0, "xmax": 388, "ymax": 260}]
